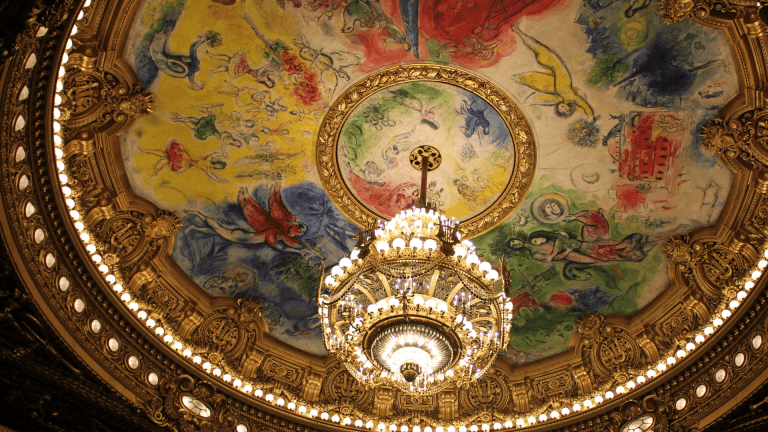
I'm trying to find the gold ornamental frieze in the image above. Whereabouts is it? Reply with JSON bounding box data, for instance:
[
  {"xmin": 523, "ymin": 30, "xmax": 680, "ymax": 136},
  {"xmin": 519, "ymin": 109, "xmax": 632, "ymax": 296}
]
[{"xmin": 316, "ymin": 64, "xmax": 536, "ymax": 239}]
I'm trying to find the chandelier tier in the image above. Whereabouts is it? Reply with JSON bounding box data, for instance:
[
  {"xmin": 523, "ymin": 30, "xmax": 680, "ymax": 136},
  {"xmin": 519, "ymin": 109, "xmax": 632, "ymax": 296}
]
[{"xmin": 318, "ymin": 146, "xmax": 514, "ymax": 394}]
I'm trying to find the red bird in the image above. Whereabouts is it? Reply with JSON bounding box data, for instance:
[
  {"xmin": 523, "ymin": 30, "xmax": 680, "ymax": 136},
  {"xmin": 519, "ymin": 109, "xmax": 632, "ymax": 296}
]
[{"xmin": 237, "ymin": 182, "xmax": 307, "ymax": 247}]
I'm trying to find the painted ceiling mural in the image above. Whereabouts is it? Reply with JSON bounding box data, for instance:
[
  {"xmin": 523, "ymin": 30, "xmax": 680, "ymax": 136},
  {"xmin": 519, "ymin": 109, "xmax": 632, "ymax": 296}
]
[{"xmin": 121, "ymin": 0, "xmax": 737, "ymax": 359}]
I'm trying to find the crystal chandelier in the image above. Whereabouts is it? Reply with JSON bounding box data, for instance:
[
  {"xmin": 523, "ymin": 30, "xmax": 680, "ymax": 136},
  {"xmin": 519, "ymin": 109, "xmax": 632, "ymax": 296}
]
[{"xmin": 318, "ymin": 146, "xmax": 514, "ymax": 394}]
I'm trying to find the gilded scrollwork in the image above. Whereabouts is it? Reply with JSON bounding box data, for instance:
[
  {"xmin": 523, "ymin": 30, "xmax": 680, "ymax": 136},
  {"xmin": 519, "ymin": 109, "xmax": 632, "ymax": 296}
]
[
  {"xmin": 700, "ymin": 109, "xmax": 768, "ymax": 166},
  {"xmin": 577, "ymin": 313, "xmax": 645, "ymax": 387},
  {"xmin": 143, "ymin": 375, "xmax": 237, "ymax": 432},
  {"xmin": 665, "ymin": 235, "xmax": 747, "ymax": 307},
  {"xmin": 316, "ymin": 64, "xmax": 536, "ymax": 239}
]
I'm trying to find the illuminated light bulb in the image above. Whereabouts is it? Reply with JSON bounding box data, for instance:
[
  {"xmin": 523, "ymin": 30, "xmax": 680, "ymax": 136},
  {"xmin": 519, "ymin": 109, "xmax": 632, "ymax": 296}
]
[
  {"xmin": 605, "ymin": 391, "xmax": 615, "ymax": 399},
  {"xmin": 410, "ymin": 238, "xmax": 423, "ymax": 249},
  {"xmin": 128, "ymin": 301, "xmax": 138, "ymax": 311},
  {"xmin": 595, "ymin": 396, "xmax": 604, "ymax": 404},
  {"xmin": 254, "ymin": 389, "xmax": 264, "ymax": 397},
  {"xmin": 98, "ymin": 264, "xmax": 109, "ymax": 274},
  {"xmin": 388, "ymin": 297, "xmax": 400, "ymax": 307},
  {"xmin": 320, "ymin": 412, "xmax": 329, "ymax": 420},
  {"xmin": 425, "ymin": 299, "xmax": 437, "ymax": 309},
  {"xmin": 154, "ymin": 326, "xmax": 164, "ymax": 335},
  {"xmin": 242, "ymin": 384, "xmax": 252, "ymax": 393},
  {"xmin": 516, "ymin": 419, "xmax": 525, "ymax": 427},
  {"xmin": 447, "ymin": 426, "xmax": 456, "ymax": 432},
  {"xmin": 377, "ymin": 241, "xmax": 390, "ymax": 252},
  {"xmin": 584, "ymin": 399, "xmax": 593, "ymax": 408},
  {"xmin": 202, "ymin": 362, "xmax": 211, "ymax": 370},
  {"xmin": 573, "ymin": 404, "xmax": 582, "ymax": 412},
  {"xmin": 657, "ymin": 363, "xmax": 667, "ymax": 372},
  {"xmin": 105, "ymin": 274, "xmax": 116, "ymax": 284},
  {"xmin": 350, "ymin": 249, "xmax": 360, "ymax": 260},
  {"xmin": 183, "ymin": 349, "xmax": 192, "ymax": 357},
  {"xmin": 466, "ymin": 254, "xmax": 480, "ymax": 265},
  {"xmin": 713, "ymin": 318, "xmax": 724, "ymax": 327},
  {"xmin": 738, "ymin": 291, "xmax": 748, "ymax": 300},
  {"xmin": 287, "ymin": 401, "xmax": 296, "ymax": 410},
  {"xmin": 688, "ymin": 340, "xmax": 697, "ymax": 350},
  {"xmin": 378, "ymin": 423, "xmax": 386, "ymax": 431},
  {"xmin": 389, "ymin": 425, "xmax": 397, "ymax": 432},
  {"xmin": 401, "ymin": 426, "xmax": 409, "ymax": 432},
  {"xmin": 145, "ymin": 319, "xmax": 155, "ymax": 327},
  {"xmin": 668, "ymin": 356, "xmax": 677, "ymax": 364},
  {"xmin": 298, "ymin": 405, "xmax": 306, "ymax": 414},
  {"xmin": 71, "ymin": 25, "xmax": 78, "ymax": 35},
  {"xmin": 324, "ymin": 275, "xmax": 336, "ymax": 286},
  {"xmin": 646, "ymin": 369, "xmax": 657, "ymax": 378},
  {"xmin": 752, "ymin": 270, "xmax": 762, "ymax": 280},
  {"xmin": 424, "ymin": 239, "xmax": 437, "ymax": 251},
  {"xmin": 616, "ymin": 386, "xmax": 626, "ymax": 394},
  {"xmin": 550, "ymin": 411, "xmax": 560, "ymax": 419},
  {"xmin": 760, "ymin": 260, "xmax": 768, "ymax": 269},
  {"xmin": 764, "ymin": 249, "xmax": 768, "ymax": 259},
  {"xmin": 704, "ymin": 326, "xmax": 714, "ymax": 335},
  {"xmin": 137, "ymin": 311, "xmax": 147, "ymax": 320},
  {"xmin": 69, "ymin": 210, "xmax": 79, "ymax": 219},
  {"xmin": 486, "ymin": 270, "xmax": 499, "ymax": 281},
  {"xmin": 121, "ymin": 293, "xmax": 130, "ymax": 302},
  {"xmin": 212, "ymin": 368, "xmax": 222, "ymax": 377},
  {"xmin": 729, "ymin": 300, "xmax": 739, "ymax": 309},
  {"xmin": 637, "ymin": 376, "xmax": 646, "ymax": 384},
  {"xmin": 413, "ymin": 295, "xmax": 424, "ymax": 306},
  {"xmin": 65, "ymin": 198, "xmax": 75, "ymax": 208},
  {"xmin": 331, "ymin": 266, "xmax": 344, "ymax": 277},
  {"xmin": 478, "ymin": 262, "xmax": 492, "ymax": 273},
  {"xmin": 277, "ymin": 398, "xmax": 286, "ymax": 406},
  {"xmin": 367, "ymin": 304, "xmax": 378, "ymax": 314},
  {"xmin": 355, "ymin": 420, "xmax": 363, "ymax": 427},
  {"xmin": 538, "ymin": 414, "xmax": 547, "ymax": 422},
  {"xmin": 745, "ymin": 281, "xmax": 755, "ymax": 290},
  {"xmin": 528, "ymin": 416, "xmax": 537, "ymax": 424},
  {"xmin": 339, "ymin": 257, "xmax": 353, "ymax": 268},
  {"xmin": 627, "ymin": 380, "xmax": 636, "ymax": 389},
  {"xmin": 92, "ymin": 254, "xmax": 102, "ymax": 263},
  {"xmin": 392, "ymin": 238, "xmax": 406, "ymax": 249}
]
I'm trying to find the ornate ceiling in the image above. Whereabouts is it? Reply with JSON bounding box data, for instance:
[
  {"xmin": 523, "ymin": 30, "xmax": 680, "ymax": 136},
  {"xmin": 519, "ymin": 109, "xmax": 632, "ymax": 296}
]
[{"xmin": 5, "ymin": 0, "xmax": 768, "ymax": 431}]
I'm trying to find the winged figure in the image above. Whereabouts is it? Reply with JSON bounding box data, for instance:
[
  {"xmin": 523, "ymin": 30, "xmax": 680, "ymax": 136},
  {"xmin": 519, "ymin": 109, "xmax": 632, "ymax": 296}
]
[
  {"xmin": 187, "ymin": 182, "xmax": 307, "ymax": 248},
  {"xmin": 512, "ymin": 27, "xmax": 594, "ymax": 119}
]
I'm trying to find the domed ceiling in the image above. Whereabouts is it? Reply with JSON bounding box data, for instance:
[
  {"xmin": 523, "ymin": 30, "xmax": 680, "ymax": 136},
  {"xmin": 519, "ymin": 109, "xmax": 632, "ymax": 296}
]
[
  {"xmin": 120, "ymin": 0, "xmax": 735, "ymax": 361},
  {"xmin": 10, "ymin": 0, "xmax": 768, "ymax": 430}
]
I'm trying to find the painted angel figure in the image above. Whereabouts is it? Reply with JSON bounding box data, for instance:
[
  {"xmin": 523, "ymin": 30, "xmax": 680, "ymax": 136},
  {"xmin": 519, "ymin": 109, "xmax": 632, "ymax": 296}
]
[
  {"xmin": 188, "ymin": 182, "xmax": 307, "ymax": 248},
  {"xmin": 512, "ymin": 27, "xmax": 594, "ymax": 119}
]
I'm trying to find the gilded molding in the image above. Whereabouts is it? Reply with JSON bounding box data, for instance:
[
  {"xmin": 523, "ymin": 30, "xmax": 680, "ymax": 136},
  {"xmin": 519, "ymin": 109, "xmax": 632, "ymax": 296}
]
[{"xmin": 315, "ymin": 64, "xmax": 536, "ymax": 239}]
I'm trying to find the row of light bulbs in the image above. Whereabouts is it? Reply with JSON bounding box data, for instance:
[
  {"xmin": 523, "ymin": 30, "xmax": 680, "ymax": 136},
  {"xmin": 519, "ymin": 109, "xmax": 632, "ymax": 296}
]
[{"xmin": 51, "ymin": 5, "xmax": 765, "ymax": 430}]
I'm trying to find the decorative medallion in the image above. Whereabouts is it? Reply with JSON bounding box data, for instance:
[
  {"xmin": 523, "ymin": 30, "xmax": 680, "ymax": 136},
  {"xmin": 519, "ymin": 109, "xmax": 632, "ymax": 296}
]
[{"xmin": 317, "ymin": 64, "xmax": 536, "ymax": 238}]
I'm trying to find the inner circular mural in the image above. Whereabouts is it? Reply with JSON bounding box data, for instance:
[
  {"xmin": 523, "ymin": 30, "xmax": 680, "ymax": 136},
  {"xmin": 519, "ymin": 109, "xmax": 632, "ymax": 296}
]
[
  {"xmin": 118, "ymin": 0, "xmax": 738, "ymax": 361},
  {"xmin": 337, "ymin": 81, "xmax": 516, "ymax": 221}
]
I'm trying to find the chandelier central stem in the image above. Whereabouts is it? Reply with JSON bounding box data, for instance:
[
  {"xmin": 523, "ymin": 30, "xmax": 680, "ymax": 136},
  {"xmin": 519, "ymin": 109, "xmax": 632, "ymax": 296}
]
[{"xmin": 419, "ymin": 153, "xmax": 429, "ymax": 208}]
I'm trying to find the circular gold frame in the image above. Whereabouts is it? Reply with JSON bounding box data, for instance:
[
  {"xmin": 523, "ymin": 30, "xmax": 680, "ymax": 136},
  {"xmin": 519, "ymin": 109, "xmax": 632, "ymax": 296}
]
[{"xmin": 316, "ymin": 64, "xmax": 536, "ymax": 239}]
